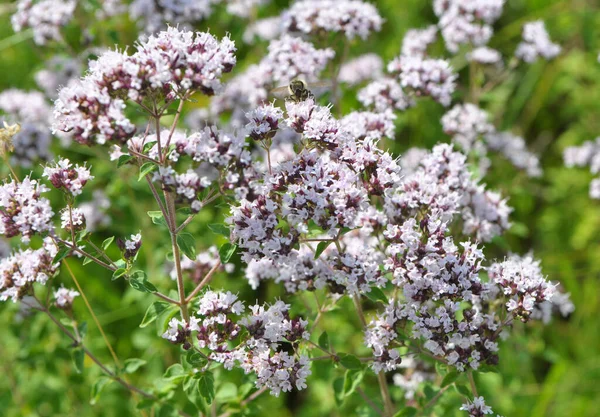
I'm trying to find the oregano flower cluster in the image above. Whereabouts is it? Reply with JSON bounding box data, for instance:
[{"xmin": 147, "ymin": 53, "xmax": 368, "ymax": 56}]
[{"xmin": 0, "ymin": 0, "xmax": 582, "ymax": 416}]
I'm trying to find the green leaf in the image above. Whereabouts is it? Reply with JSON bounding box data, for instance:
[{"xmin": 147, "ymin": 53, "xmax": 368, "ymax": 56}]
[
  {"xmin": 136, "ymin": 398, "xmax": 155, "ymax": 410},
  {"xmin": 102, "ymin": 236, "xmax": 115, "ymax": 250},
  {"xmin": 53, "ymin": 246, "xmax": 70, "ymax": 263},
  {"xmin": 140, "ymin": 301, "xmax": 169, "ymax": 328},
  {"xmin": 117, "ymin": 154, "xmax": 133, "ymax": 167},
  {"xmin": 157, "ymin": 404, "xmax": 178, "ymax": 417},
  {"xmin": 163, "ymin": 364, "xmax": 187, "ymax": 383},
  {"xmin": 112, "ymin": 268, "xmax": 127, "ymax": 281},
  {"xmin": 441, "ymin": 371, "xmax": 459, "ymax": 388},
  {"xmin": 424, "ymin": 384, "xmax": 437, "ymax": 400},
  {"xmin": 90, "ymin": 376, "xmax": 112, "ymax": 405},
  {"xmin": 138, "ymin": 162, "xmax": 157, "ymax": 181},
  {"xmin": 176, "ymin": 233, "xmax": 196, "ymax": 260},
  {"xmin": 318, "ymin": 331, "xmax": 330, "ymax": 351},
  {"xmin": 365, "ymin": 287, "xmax": 389, "ymax": 304},
  {"xmin": 333, "ymin": 377, "xmax": 345, "ymax": 406},
  {"xmin": 129, "ymin": 270, "xmax": 158, "ymax": 293},
  {"xmin": 454, "ymin": 383, "xmax": 472, "ymax": 399},
  {"xmin": 216, "ymin": 382, "xmax": 238, "ymax": 403},
  {"xmin": 208, "ymin": 223, "xmax": 231, "ymax": 237},
  {"xmin": 78, "ymin": 321, "xmax": 88, "ymax": 340},
  {"xmin": 114, "ymin": 259, "xmax": 127, "ymax": 269},
  {"xmin": 72, "ymin": 348, "xmax": 84, "ymax": 374},
  {"xmin": 157, "ymin": 305, "xmax": 180, "ymax": 336},
  {"xmin": 314, "ymin": 241, "xmax": 332, "ymax": 259},
  {"xmin": 122, "ymin": 358, "xmax": 147, "ymax": 374},
  {"xmin": 185, "ymin": 350, "xmax": 208, "ymax": 368},
  {"xmin": 343, "ymin": 369, "xmax": 363, "ymax": 397},
  {"xmin": 338, "ymin": 353, "xmax": 362, "ymax": 370},
  {"xmin": 147, "ymin": 211, "xmax": 168, "ymax": 227},
  {"xmin": 82, "ymin": 254, "xmax": 95, "ymax": 265},
  {"xmin": 393, "ymin": 407, "xmax": 417, "ymax": 417},
  {"xmin": 196, "ymin": 372, "xmax": 215, "ymax": 404},
  {"xmin": 219, "ymin": 243, "xmax": 237, "ymax": 263}
]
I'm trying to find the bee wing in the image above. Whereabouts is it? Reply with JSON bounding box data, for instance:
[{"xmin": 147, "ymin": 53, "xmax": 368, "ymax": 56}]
[
  {"xmin": 270, "ymin": 85, "xmax": 289, "ymax": 97},
  {"xmin": 306, "ymin": 80, "xmax": 333, "ymax": 90}
]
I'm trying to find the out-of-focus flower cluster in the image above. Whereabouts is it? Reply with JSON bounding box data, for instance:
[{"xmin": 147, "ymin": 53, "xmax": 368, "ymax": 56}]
[
  {"xmin": 564, "ymin": 137, "xmax": 600, "ymax": 198},
  {"xmin": 0, "ymin": 237, "xmax": 58, "ymax": 302},
  {"xmin": 441, "ymin": 104, "xmax": 542, "ymax": 177}
]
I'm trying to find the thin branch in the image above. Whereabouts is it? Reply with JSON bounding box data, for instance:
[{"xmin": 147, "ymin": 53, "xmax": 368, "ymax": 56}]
[
  {"xmin": 185, "ymin": 261, "xmax": 221, "ymax": 303},
  {"xmin": 217, "ymin": 387, "xmax": 267, "ymax": 417},
  {"xmin": 153, "ymin": 291, "xmax": 180, "ymax": 305},
  {"xmin": 38, "ymin": 305, "xmax": 192, "ymax": 417},
  {"xmin": 63, "ymin": 260, "xmax": 121, "ymax": 368},
  {"xmin": 356, "ymin": 387, "xmax": 384, "ymax": 416},
  {"xmin": 163, "ymin": 97, "xmax": 187, "ymax": 161},
  {"xmin": 129, "ymin": 149, "xmax": 161, "ymax": 164},
  {"xmin": 54, "ymin": 237, "xmax": 117, "ymax": 272},
  {"xmin": 145, "ymin": 176, "xmax": 171, "ymax": 231},
  {"xmin": 165, "ymin": 191, "xmax": 189, "ymax": 321},
  {"xmin": 85, "ymin": 237, "xmax": 118, "ymax": 269},
  {"xmin": 467, "ymin": 371, "xmax": 478, "ymax": 397}
]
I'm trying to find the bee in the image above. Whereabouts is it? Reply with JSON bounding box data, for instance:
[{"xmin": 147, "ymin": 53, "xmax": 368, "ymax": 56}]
[{"xmin": 270, "ymin": 79, "xmax": 331, "ymax": 103}]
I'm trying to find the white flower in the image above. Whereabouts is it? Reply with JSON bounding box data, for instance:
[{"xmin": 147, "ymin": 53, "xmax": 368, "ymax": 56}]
[
  {"xmin": 515, "ymin": 21, "xmax": 561, "ymax": 63},
  {"xmin": 54, "ymin": 286, "xmax": 79, "ymax": 308}
]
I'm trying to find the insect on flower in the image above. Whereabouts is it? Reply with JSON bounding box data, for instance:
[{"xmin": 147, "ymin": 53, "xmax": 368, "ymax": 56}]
[{"xmin": 270, "ymin": 79, "xmax": 331, "ymax": 103}]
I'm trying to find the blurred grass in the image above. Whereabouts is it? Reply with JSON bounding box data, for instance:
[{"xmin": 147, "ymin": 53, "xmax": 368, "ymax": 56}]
[{"xmin": 1, "ymin": 0, "xmax": 600, "ymax": 416}]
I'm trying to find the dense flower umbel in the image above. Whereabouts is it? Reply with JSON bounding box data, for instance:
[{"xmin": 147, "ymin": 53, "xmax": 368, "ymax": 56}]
[
  {"xmin": 43, "ymin": 159, "xmax": 93, "ymax": 196},
  {"xmin": 0, "ymin": 177, "xmax": 54, "ymax": 243},
  {"xmin": 358, "ymin": 78, "xmax": 414, "ymax": 112},
  {"xmin": 282, "ymin": 0, "xmax": 383, "ymax": 40},
  {"xmin": 388, "ymin": 56, "xmax": 457, "ymax": 106},
  {"xmin": 401, "ymin": 25, "xmax": 438, "ymax": 58},
  {"xmin": 488, "ymin": 255, "xmax": 556, "ymax": 322},
  {"xmin": 11, "ymin": 0, "xmax": 76, "ymax": 45},
  {"xmin": 0, "ymin": 237, "xmax": 59, "ymax": 302},
  {"xmin": 53, "ymin": 27, "xmax": 236, "ymax": 145},
  {"xmin": 246, "ymin": 104, "xmax": 284, "ymax": 141},
  {"xmin": 385, "ymin": 144, "xmax": 511, "ymax": 242},
  {"xmin": 441, "ymin": 104, "xmax": 542, "ymax": 177},
  {"xmin": 162, "ymin": 292, "xmax": 311, "ymax": 396},
  {"xmin": 434, "ymin": 0, "xmax": 505, "ymax": 53},
  {"xmin": 515, "ymin": 21, "xmax": 561, "ymax": 63},
  {"xmin": 339, "ymin": 54, "xmax": 384, "ymax": 85},
  {"xmin": 212, "ymin": 35, "xmax": 334, "ymax": 128},
  {"xmin": 60, "ymin": 208, "xmax": 86, "ymax": 233}
]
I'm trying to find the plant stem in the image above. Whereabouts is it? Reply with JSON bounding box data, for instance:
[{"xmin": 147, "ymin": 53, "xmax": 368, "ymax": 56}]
[
  {"xmin": 54, "ymin": 237, "xmax": 117, "ymax": 272},
  {"xmin": 185, "ymin": 260, "xmax": 221, "ymax": 304},
  {"xmin": 217, "ymin": 387, "xmax": 267, "ymax": 417},
  {"xmin": 37, "ymin": 304, "xmax": 192, "ymax": 417},
  {"xmin": 63, "ymin": 260, "xmax": 121, "ymax": 368},
  {"xmin": 356, "ymin": 387, "xmax": 384, "ymax": 416},
  {"xmin": 164, "ymin": 97, "xmax": 187, "ymax": 161},
  {"xmin": 164, "ymin": 191, "xmax": 189, "ymax": 322},
  {"xmin": 467, "ymin": 370, "xmax": 478, "ymax": 397}
]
